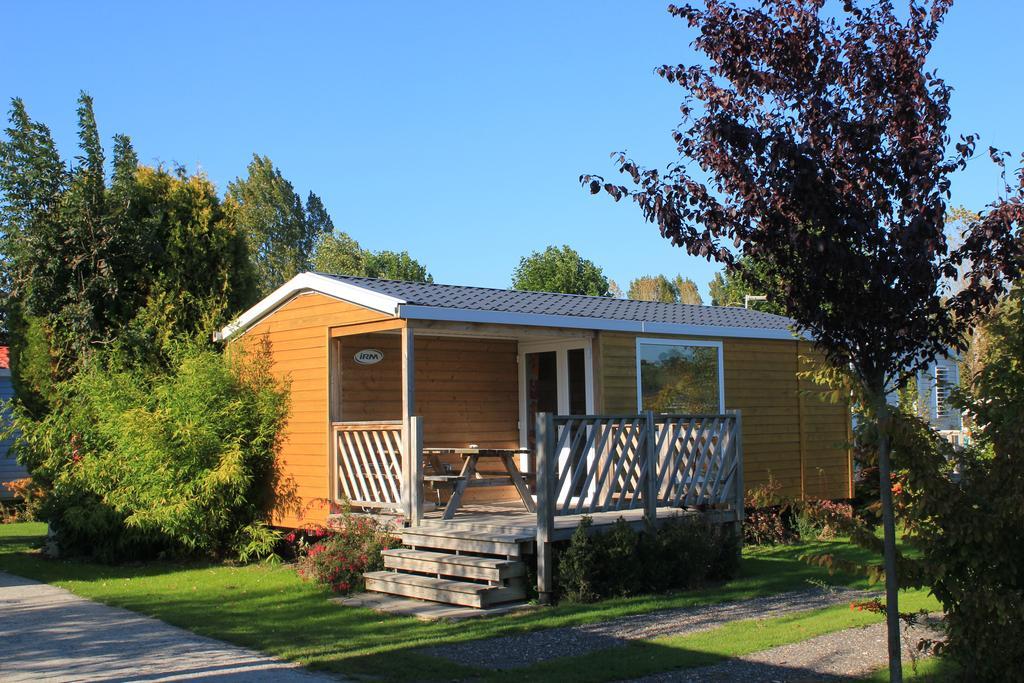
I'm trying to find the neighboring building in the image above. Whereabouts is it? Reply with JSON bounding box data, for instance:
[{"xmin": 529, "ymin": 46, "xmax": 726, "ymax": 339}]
[
  {"xmin": 913, "ymin": 355, "xmax": 965, "ymax": 444},
  {"xmin": 0, "ymin": 346, "xmax": 28, "ymax": 499}
]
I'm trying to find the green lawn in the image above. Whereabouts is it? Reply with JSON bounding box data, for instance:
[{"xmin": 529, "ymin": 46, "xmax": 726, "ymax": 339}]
[
  {"xmin": 0, "ymin": 522, "xmax": 939, "ymax": 681},
  {"xmin": 862, "ymin": 656, "xmax": 962, "ymax": 681}
]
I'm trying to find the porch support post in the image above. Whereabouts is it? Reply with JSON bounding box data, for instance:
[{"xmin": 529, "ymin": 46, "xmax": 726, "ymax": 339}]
[
  {"xmin": 643, "ymin": 410, "xmax": 658, "ymax": 528},
  {"xmin": 535, "ymin": 412, "xmax": 555, "ymax": 604},
  {"xmin": 401, "ymin": 325, "xmax": 416, "ymax": 522},
  {"xmin": 731, "ymin": 409, "xmax": 745, "ymax": 546},
  {"xmin": 328, "ymin": 336, "xmax": 342, "ymax": 505},
  {"xmin": 409, "ymin": 415, "xmax": 424, "ymax": 526}
]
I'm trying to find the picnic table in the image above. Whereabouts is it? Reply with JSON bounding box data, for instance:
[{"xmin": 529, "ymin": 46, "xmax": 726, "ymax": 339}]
[{"xmin": 422, "ymin": 447, "xmax": 536, "ymax": 519}]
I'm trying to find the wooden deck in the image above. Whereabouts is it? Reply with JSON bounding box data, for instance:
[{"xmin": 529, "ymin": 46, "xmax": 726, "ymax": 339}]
[
  {"xmin": 416, "ymin": 501, "xmax": 717, "ymax": 542},
  {"xmin": 357, "ymin": 410, "xmax": 745, "ymax": 609},
  {"xmin": 362, "ymin": 500, "xmax": 740, "ymax": 609}
]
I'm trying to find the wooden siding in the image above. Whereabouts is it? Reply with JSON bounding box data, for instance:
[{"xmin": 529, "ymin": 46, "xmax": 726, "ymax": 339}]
[
  {"xmin": 595, "ymin": 332, "xmax": 852, "ymax": 500},
  {"xmin": 236, "ymin": 292, "xmax": 394, "ymax": 526},
  {"xmin": 798, "ymin": 341, "xmax": 854, "ymax": 499},
  {"xmin": 338, "ymin": 333, "xmax": 519, "ymax": 448}
]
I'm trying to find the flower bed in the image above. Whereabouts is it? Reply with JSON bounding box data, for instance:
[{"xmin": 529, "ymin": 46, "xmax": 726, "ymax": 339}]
[{"xmin": 294, "ymin": 511, "xmax": 399, "ymax": 594}]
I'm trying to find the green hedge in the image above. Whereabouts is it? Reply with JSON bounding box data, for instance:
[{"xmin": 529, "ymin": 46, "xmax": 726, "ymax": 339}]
[
  {"xmin": 555, "ymin": 516, "xmax": 740, "ymax": 602},
  {"xmin": 9, "ymin": 340, "xmax": 288, "ymax": 562}
]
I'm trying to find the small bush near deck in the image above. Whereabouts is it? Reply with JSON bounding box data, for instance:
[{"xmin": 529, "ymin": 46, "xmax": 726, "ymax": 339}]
[
  {"xmin": 295, "ymin": 511, "xmax": 398, "ymax": 594},
  {"xmin": 556, "ymin": 516, "xmax": 739, "ymax": 603}
]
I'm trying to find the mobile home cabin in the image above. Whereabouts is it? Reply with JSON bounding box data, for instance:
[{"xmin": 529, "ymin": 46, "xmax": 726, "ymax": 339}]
[{"xmin": 222, "ymin": 273, "xmax": 852, "ymax": 607}]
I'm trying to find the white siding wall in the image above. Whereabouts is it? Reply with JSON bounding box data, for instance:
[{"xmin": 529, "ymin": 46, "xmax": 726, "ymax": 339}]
[
  {"xmin": 0, "ymin": 371, "xmax": 27, "ymax": 498},
  {"xmin": 883, "ymin": 354, "xmax": 963, "ymax": 433}
]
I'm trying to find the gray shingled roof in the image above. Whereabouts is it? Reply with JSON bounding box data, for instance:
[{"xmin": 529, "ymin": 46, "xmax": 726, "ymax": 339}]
[{"xmin": 319, "ymin": 274, "xmax": 795, "ymax": 332}]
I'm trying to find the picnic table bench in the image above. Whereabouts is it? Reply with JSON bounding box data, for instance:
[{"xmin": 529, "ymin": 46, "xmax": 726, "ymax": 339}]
[{"xmin": 422, "ymin": 447, "xmax": 536, "ymax": 519}]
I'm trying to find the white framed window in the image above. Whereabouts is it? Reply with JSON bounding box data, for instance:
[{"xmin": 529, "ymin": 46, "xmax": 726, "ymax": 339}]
[
  {"xmin": 934, "ymin": 363, "xmax": 954, "ymax": 421},
  {"xmin": 635, "ymin": 338, "xmax": 725, "ymax": 414}
]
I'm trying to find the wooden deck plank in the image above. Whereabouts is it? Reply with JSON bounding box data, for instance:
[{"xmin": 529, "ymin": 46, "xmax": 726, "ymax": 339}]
[{"xmin": 415, "ymin": 502, "xmax": 719, "ymax": 541}]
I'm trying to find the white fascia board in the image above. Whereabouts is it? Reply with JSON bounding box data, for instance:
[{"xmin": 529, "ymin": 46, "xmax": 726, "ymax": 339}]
[
  {"xmin": 398, "ymin": 304, "xmax": 805, "ymax": 341},
  {"xmin": 216, "ymin": 273, "xmax": 405, "ymax": 341},
  {"xmin": 640, "ymin": 320, "xmax": 806, "ymax": 341}
]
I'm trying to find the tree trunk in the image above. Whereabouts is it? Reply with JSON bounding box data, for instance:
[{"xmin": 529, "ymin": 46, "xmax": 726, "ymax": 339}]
[{"xmin": 875, "ymin": 400, "xmax": 903, "ymax": 682}]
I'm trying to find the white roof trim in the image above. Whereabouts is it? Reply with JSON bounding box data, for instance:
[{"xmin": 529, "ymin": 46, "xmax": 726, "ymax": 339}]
[
  {"xmin": 397, "ymin": 304, "xmax": 804, "ymax": 341},
  {"xmin": 215, "ymin": 272, "xmax": 405, "ymax": 341}
]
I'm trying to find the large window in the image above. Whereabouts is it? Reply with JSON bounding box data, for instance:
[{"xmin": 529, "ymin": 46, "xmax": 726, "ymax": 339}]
[{"xmin": 636, "ymin": 339, "xmax": 724, "ymax": 414}]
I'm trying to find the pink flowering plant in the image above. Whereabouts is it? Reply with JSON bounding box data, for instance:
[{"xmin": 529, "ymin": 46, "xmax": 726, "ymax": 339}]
[{"xmin": 295, "ymin": 510, "xmax": 399, "ymax": 594}]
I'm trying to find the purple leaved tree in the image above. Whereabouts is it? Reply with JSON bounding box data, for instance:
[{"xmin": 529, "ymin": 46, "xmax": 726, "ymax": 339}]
[{"xmin": 583, "ymin": 1, "xmax": 1024, "ymax": 679}]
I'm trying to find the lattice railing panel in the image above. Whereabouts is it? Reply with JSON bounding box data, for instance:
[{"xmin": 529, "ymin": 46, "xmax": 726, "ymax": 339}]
[{"xmin": 334, "ymin": 421, "xmax": 403, "ymax": 509}]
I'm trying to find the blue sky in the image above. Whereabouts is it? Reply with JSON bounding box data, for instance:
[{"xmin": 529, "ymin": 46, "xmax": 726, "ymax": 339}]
[{"xmin": 3, "ymin": 1, "xmax": 1021, "ymax": 300}]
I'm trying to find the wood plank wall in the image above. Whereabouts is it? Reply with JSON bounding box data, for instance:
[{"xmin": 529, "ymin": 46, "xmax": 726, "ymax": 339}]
[
  {"xmin": 798, "ymin": 341, "xmax": 854, "ymax": 499},
  {"xmin": 596, "ymin": 331, "xmax": 852, "ymax": 500},
  {"xmin": 236, "ymin": 292, "xmax": 394, "ymax": 527},
  {"xmin": 337, "ymin": 333, "xmax": 519, "ymax": 448}
]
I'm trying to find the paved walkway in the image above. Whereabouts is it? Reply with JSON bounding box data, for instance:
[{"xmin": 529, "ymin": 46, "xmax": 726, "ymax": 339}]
[
  {"xmin": 422, "ymin": 586, "xmax": 878, "ymax": 670},
  {"xmin": 0, "ymin": 571, "xmax": 337, "ymax": 682}
]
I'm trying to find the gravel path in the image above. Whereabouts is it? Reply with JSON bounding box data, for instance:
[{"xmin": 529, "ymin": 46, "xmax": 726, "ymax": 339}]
[
  {"xmin": 0, "ymin": 571, "xmax": 338, "ymax": 682},
  {"xmin": 628, "ymin": 618, "xmax": 942, "ymax": 682},
  {"xmin": 421, "ymin": 587, "xmax": 877, "ymax": 670}
]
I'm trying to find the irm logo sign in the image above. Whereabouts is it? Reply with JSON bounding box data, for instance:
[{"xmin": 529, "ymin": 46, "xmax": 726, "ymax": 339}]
[{"xmin": 353, "ymin": 349, "xmax": 384, "ymax": 365}]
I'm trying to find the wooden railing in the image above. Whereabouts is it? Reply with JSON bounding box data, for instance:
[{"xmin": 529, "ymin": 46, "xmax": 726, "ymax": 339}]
[
  {"xmin": 333, "ymin": 421, "xmax": 404, "ymax": 509},
  {"xmin": 534, "ymin": 410, "xmax": 743, "ymax": 602},
  {"xmin": 651, "ymin": 414, "xmax": 742, "ymax": 509},
  {"xmin": 539, "ymin": 412, "xmax": 743, "ymax": 516}
]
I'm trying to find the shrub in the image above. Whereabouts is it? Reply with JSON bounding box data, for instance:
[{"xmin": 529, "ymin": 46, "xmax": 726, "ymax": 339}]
[
  {"xmin": 556, "ymin": 517, "xmax": 602, "ymax": 602},
  {"xmin": 795, "ymin": 499, "xmax": 854, "ymax": 541},
  {"xmin": 898, "ymin": 291, "xmax": 1024, "ymax": 678},
  {"xmin": 804, "ymin": 293, "xmax": 1024, "ymax": 678},
  {"xmin": 743, "ymin": 509, "xmax": 790, "ymax": 546},
  {"xmin": 601, "ymin": 518, "xmax": 644, "ymax": 595},
  {"xmin": 8, "ymin": 339, "xmax": 288, "ymax": 561},
  {"xmin": 895, "ymin": 405, "xmax": 1024, "ymax": 676},
  {"xmin": 743, "ymin": 476, "xmax": 795, "ymax": 546},
  {"xmin": 556, "ymin": 515, "xmax": 739, "ymax": 603},
  {"xmin": 0, "ymin": 477, "xmax": 43, "ymax": 522},
  {"xmin": 707, "ymin": 523, "xmax": 742, "ymax": 580},
  {"xmin": 647, "ymin": 516, "xmax": 714, "ymax": 590},
  {"xmin": 295, "ymin": 511, "xmax": 398, "ymax": 593}
]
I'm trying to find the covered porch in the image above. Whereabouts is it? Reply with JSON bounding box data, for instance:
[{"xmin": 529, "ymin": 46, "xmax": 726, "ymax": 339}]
[{"xmin": 327, "ymin": 320, "xmax": 599, "ymax": 519}]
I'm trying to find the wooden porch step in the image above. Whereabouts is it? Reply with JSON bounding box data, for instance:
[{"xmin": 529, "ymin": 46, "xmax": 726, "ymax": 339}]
[
  {"xmin": 400, "ymin": 527, "xmax": 533, "ymax": 557},
  {"xmin": 364, "ymin": 571, "xmax": 527, "ymax": 608},
  {"xmin": 416, "ymin": 517, "xmax": 537, "ymax": 536},
  {"xmin": 383, "ymin": 548, "xmax": 526, "ymax": 582}
]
